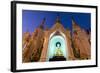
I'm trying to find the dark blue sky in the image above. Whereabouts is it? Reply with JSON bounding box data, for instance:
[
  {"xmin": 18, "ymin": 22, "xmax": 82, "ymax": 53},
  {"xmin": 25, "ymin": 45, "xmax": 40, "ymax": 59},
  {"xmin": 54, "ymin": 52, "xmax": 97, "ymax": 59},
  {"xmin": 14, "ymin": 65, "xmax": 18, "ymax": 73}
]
[{"xmin": 22, "ymin": 10, "xmax": 91, "ymax": 33}]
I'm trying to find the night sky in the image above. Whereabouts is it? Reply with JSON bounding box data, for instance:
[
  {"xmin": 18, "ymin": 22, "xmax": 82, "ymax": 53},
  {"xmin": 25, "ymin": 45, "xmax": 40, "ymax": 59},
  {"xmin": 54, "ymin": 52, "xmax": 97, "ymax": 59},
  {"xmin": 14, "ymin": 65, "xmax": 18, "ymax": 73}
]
[{"xmin": 22, "ymin": 10, "xmax": 91, "ymax": 33}]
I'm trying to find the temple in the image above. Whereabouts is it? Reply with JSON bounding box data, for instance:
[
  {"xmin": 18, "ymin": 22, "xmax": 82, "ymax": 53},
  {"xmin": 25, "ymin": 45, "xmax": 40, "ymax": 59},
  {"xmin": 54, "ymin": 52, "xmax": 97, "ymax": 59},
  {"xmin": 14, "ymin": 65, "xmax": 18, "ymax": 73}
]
[{"xmin": 22, "ymin": 16, "xmax": 91, "ymax": 63}]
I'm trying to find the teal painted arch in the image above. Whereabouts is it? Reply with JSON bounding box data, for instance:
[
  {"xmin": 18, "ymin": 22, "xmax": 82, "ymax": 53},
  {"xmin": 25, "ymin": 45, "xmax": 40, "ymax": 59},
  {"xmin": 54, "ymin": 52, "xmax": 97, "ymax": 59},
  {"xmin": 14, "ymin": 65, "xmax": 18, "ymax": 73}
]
[{"xmin": 47, "ymin": 31, "xmax": 68, "ymax": 61}]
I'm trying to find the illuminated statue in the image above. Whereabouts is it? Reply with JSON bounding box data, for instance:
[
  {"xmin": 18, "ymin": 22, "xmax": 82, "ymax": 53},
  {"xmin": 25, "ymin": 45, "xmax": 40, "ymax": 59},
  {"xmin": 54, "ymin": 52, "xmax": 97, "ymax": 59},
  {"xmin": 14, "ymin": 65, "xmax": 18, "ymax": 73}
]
[{"xmin": 54, "ymin": 42, "xmax": 63, "ymax": 56}]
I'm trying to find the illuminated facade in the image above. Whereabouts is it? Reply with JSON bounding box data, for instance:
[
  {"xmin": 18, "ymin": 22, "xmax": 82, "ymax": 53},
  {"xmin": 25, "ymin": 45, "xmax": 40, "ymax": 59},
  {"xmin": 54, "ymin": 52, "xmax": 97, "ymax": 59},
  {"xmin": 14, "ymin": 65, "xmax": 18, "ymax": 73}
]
[{"xmin": 22, "ymin": 17, "xmax": 91, "ymax": 63}]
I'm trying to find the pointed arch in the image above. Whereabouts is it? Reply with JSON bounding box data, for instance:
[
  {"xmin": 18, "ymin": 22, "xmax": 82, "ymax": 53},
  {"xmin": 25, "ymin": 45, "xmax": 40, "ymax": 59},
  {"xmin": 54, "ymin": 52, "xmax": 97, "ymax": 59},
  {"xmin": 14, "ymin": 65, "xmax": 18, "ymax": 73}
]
[{"xmin": 46, "ymin": 30, "xmax": 69, "ymax": 61}]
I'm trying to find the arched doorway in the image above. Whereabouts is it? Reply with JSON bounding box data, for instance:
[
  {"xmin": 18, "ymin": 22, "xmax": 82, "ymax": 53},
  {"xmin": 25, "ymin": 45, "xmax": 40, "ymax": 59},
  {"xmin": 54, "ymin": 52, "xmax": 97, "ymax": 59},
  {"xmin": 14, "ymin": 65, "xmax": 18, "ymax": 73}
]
[{"xmin": 47, "ymin": 31, "xmax": 68, "ymax": 61}]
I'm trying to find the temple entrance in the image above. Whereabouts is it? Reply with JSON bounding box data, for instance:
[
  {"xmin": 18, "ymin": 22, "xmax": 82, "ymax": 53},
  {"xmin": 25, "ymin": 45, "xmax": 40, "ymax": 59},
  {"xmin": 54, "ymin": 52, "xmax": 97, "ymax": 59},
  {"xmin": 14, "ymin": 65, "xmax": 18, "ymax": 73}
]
[{"xmin": 47, "ymin": 31, "xmax": 68, "ymax": 61}]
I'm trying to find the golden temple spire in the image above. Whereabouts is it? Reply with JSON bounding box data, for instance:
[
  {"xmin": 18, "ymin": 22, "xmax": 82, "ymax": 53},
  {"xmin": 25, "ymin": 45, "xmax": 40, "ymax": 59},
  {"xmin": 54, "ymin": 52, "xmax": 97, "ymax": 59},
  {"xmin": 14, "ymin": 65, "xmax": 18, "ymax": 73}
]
[
  {"xmin": 72, "ymin": 16, "xmax": 80, "ymax": 29},
  {"xmin": 56, "ymin": 14, "xmax": 60, "ymax": 23},
  {"xmin": 39, "ymin": 18, "xmax": 46, "ymax": 29}
]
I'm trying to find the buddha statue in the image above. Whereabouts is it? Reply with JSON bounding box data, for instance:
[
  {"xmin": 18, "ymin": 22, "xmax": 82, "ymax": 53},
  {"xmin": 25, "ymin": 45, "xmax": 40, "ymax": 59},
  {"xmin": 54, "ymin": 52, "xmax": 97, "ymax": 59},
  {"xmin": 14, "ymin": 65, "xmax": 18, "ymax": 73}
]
[
  {"xmin": 54, "ymin": 42, "xmax": 63, "ymax": 56},
  {"xmin": 49, "ymin": 42, "xmax": 66, "ymax": 61},
  {"xmin": 55, "ymin": 48, "xmax": 63, "ymax": 56}
]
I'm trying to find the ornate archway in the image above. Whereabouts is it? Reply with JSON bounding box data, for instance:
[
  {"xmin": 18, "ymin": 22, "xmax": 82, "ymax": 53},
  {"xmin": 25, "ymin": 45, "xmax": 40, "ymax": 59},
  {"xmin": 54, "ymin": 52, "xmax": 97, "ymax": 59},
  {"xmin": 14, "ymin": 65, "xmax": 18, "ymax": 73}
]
[{"xmin": 47, "ymin": 31, "xmax": 68, "ymax": 61}]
